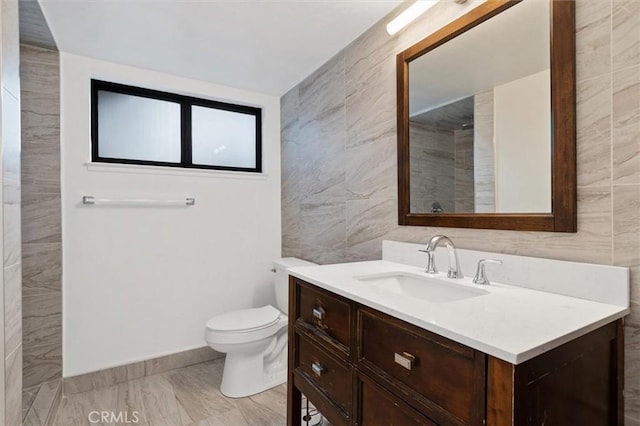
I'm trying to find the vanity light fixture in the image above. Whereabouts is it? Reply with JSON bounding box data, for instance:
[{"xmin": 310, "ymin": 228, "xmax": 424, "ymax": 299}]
[{"xmin": 386, "ymin": 1, "xmax": 439, "ymax": 35}]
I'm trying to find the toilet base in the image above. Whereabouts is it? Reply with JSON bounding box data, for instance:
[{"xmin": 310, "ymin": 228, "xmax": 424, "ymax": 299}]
[{"xmin": 218, "ymin": 337, "xmax": 288, "ymax": 398}]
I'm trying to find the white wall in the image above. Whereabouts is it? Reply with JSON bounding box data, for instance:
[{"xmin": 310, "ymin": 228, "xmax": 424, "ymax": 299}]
[
  {"xmin": 60, "ymin": 53, "xmax": 281, "ymax": 376},
  {"xmin": 494, "ymin": 69, "xmax": 551, "ymax": 213}
]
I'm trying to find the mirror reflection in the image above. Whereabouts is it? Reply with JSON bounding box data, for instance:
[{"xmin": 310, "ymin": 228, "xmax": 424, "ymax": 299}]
[{"xmin": 408, "ymin": 0, "xmax": 551, "ymax": 214}]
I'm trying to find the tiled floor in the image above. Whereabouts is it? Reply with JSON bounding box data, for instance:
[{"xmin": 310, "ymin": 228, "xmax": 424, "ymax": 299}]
[{"xmin": 52, "ymin": 359, "xmax": 287, "ymax": 426}]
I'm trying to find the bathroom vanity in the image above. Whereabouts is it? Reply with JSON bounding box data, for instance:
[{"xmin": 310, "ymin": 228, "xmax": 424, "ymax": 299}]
[{"xmin": 286, "ymin": 242, "xmax": 629, "ymax": 426}]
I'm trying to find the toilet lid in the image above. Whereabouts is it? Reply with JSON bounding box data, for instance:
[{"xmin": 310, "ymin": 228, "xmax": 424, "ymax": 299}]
[{"xmin": 206, "ymin": 305, "xmax": 281, "ymax": 333}]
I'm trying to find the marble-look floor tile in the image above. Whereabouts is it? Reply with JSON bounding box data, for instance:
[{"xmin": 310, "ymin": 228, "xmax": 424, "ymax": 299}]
[
  {"xmin": 613, "ymin": 66, "xmax": 640, "ymax": 185},
  {"xmin": 186, "ymin": 408, "xmax": 249, "ymax": 426},
  {"xmin": 140, "ymin": 374, "xmax": 183, "ymax": 425},
  {"xmin": 23, "ymin": 379, "xmax": 61, "ymax": 426},
  {"xmin": 612, "ymin": 0, "xmax": 640, "ymax": 72},
  {"xmin": 575, "ymin": 0, "xmax": 611, "ymax": 82},
  {"xmin": 23, "ymin": 384, "xmax": 40, "ymax": 421},
  {"xmin": 577, "ymin": 75, "xmax": 612, "ymax": 187},
  {"xmin": 164, "ymin": 364, "xmax": 233, "ymax": 423},
  {"xmin": 115, "ymin": 380, "xmax": 147, "ymax": 425}
]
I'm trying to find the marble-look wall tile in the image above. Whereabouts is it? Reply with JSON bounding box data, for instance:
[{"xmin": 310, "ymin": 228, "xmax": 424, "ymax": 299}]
[
  {"xmin": 280, "ymin": 2, "xmax": 638, "ymax": 418},
  {"xmin": 577, "ymin": 75, "xmax": 612, "ymax": 187},
  {"xmin": 22, "ymin": 191, "xmax": 61, "ymax": 244},
  {"xmin": 625, "ymin": 324, "xmax": 640, "ymax": 426},
  {"xmin": 298, "ymin": 53, "xmax": 344, "ymax": 127},
  {"xmin": 4, "ymin": 262, "xmax": 21, "ymax": 354},
  {"xmin": 613, "ymin": 185, "xmax": 640, "ymax": 267},
  {"xmin": 144, "ymin": 346, "xmax": 221, "ymax": 377},
  {"xmin": 5, "ymin": 345, "xmax": 22, "ymax": 426},
  {"xmin": 280, "ymin": 86, "xmax": 298, "ymax": 136},
  {"xmin": 612, "ymin": 0, "xmax": 640, "ymax": 72},
  {"xmin": 23, "ymin": 288, "xmax": 60, "ymax": 348},
  {"xmin": 346, "ymin": 198, "xmax": 397, "ymax": 258},
  {"xmin": 1, "ymin": 0, "xmax": 20, "ymax": 98},
  {"xmin": 3, "ymin": 202, "xmax": 20, "ymax": 267},
  {"xmin": 613, "ymin": 66, "xmax": 640, "ymax": 185},
  {"xmin": 576, "ymin": 0, "xmax": 611, "ymax": 82},
  {"xmin": 23, "ymin": 342, "xmax": 62, "ymax": 389},
  {"xmin": 299, "ymin": 201, "xmax": 345, "ymax": 252},
  {"xmin": 346, "ymin": 134, "xmax": 396, "ymax": 200},
  {"xmin": 22, "ymin": 243, "xmax": 61, "ymax": 292},
  {"xmin": 297, "ymin": 106, "xmax": 346, "ymax": 203},
  {"xmin": 474, "ymin": 91, "xmax": 495, "ymax": 212}
]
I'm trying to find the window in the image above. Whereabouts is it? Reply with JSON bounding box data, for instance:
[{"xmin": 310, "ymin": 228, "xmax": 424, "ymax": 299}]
[{"xmin": 91, "ymin": 80, "xmax": 262, "ymax": 172}]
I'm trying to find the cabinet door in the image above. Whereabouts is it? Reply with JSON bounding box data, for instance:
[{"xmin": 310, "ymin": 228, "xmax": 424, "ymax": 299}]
[
  {"xmin": 358, "ymin": 308, "xmax": 485, "ymax": 425},
  {"xmin": 358, "ymin": 373, "xmax": 437, "ymax": 426}
]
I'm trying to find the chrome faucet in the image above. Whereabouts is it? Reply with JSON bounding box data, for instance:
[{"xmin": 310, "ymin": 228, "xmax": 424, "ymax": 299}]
[{"xmin": 419, "ymin": 235, "xmax": 464, "ymax": 278}]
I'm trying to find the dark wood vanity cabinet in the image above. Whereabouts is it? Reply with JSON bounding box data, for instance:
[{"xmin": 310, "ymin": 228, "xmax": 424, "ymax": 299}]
[{"xmin": 287, "ymin": 277, "xmax": 624, "ymax": 426}]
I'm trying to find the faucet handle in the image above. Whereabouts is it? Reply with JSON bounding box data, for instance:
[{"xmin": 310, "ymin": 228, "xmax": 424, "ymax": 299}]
[
  {"xmin": 472, "ymin": 259, "xmax": 502, "ymax": 285},
  {"xmin": 418, "ymin": 248, "xmax": 438, "ymax": 274}
]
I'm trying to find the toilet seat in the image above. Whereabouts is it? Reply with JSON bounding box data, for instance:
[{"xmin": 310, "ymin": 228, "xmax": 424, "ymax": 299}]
[{"xmin": 205, "ymin": 305, "xmax": 286, "ymax": 345}]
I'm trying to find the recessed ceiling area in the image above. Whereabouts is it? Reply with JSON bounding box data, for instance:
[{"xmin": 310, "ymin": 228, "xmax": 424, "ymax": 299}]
[{"xmin": 38, "ymin": 0, "xmax": 402, "ymax": 96}]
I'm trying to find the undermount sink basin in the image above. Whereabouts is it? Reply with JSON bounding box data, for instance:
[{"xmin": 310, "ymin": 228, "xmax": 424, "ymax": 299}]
[{"xmin": 354, "ymin": 272, "xmax": 488, "ymax": 303}]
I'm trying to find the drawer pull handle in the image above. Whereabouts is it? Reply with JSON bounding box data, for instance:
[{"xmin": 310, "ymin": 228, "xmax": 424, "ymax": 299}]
[
  {"xmin": 312, "ymin": 307, "xmax": 325, "ymax": 320},
  {"xmin": 394, "ymin": 352, "xmax": 415, "ymax": 370},
  {"xmin": 311, "ymin": 362, "xmax": 324, "ymax": 377}
]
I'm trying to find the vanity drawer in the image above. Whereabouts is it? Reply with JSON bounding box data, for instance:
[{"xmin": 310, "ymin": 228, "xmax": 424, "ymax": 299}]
[
  {"xmin": 295, "ymin": 279, "xmax": 353, "ymax": 355},
  {"xmin": 296, "ymin": 334, "xmax": 353, "ymax": 415},
  {"xmin": 358, "ymin": 372, "xmax": 437, "ymax": 426},
  {"xmin": 358, "ymin": 308, "xmax": 486, "ymax": 425}
]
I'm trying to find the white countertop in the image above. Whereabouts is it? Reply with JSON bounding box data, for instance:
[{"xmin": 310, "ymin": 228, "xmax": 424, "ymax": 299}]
[{"xmin": 288, "ymin": 260, "xmax": 629, "ymax": 364}]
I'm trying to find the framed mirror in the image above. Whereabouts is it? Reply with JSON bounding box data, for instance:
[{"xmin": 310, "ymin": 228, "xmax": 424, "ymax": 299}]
[{"xmin": 397, "ymin": 0, "xmax": 576, "ymax": 232}]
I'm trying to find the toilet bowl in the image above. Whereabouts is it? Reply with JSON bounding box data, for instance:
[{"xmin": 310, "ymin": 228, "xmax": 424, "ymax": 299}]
[{"xmin": 205, "ymin": 257, "xmax": 316, "ymax": 398}]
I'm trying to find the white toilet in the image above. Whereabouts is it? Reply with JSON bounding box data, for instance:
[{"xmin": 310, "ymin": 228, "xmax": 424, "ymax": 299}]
[{"xmin": 204, "ymin": 257, "xmax": 316, "ymax": 398}]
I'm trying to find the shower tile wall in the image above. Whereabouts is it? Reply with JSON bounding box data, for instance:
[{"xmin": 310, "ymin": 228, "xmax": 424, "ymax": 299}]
[
  {"xmin": 20, "ymin": 44, "xmax": 62, "ymax": 388},
  {"xmin": 473, "ymin": 91, "xmax": 495, "ymax": 212},
  {"xmin": 409, "ymin": 123, "xmax": 454, "ymax": 213},
  {"xmin": 1, "ymin": 0, "xmax": 23, "ymax": 423},
  {"xmin": 280, "ymin": 0, "xmax": 640, "ymax": 422}
]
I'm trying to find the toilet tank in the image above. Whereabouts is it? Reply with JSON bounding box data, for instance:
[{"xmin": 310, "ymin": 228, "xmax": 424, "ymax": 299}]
[{"xmin": 273, "ymin": 257, "xmax": 316, "ymax": 314}]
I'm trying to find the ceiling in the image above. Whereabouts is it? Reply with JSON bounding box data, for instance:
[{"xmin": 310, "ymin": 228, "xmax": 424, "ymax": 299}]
[{"xmin": 37, "ymin": 0, "xmax": 403, "ymax": 96}]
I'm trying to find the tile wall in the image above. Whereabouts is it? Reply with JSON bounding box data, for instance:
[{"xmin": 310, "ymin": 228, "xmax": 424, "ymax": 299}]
[
  {"xmin": 280, "ymin": 0, "xmax": 640, "ymax": 422},
  {"xmin": 1, "ymin": 0, "xmax": 22, "ymax": 423},
  {"xmin": 20, "ymin": 44, "xmax": 62, "ymax": 389}
]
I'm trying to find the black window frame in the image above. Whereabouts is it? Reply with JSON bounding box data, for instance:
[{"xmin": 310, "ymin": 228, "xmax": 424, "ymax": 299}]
[{"xmin": 91, "ymin": 79, "xmax": 263, "ymax": 173}]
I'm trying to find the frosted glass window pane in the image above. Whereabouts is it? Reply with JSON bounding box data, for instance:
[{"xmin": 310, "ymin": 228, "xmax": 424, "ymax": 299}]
[
  {"xmin": 191, "ymin": 106, "xmax": 256, "ymax": 169},
  {"xmin": 98, "ymin": 91, "xmax": 181, "ymax": 162}
]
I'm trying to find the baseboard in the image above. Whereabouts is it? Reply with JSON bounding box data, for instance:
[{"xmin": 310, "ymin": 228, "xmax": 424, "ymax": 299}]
[{"xmin": 62, "ymin": 346, "xmax": 223, "ymax": 395}]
